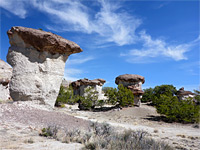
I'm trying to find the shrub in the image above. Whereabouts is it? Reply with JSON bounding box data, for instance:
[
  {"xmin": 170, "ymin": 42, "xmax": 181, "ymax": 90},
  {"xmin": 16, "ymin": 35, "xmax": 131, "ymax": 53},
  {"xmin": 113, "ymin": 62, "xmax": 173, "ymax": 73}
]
[
  {"xmin": 40, "ymin": 126, "xmax": 58, "ymax": 138},
  {"xmin": 78, "ymin": 87, "xmax": 105, "ymax": 110},
  {"xmin": 141, "ymin": 85, "xmax": 177, "ymax": 105},
  {"xmin": 40, "ymin": 123, "xmax": 173, "ymax": 150},
  {"xmin": 104, "ymin": 87, "xmax": 118, "ymax": 105},
  {"xmin": 105, "ymin": 84, "xmax": 134, "ymax": 107},
  {"xmin": 55, "ymin": 85, "xmax": 78, "ymax": 106},
  {"xmin": 155, "ymin": 95, "xmax": 200, "ymax": 123},
  {"xmin": 117, "ymin": 84, "xmax": 135, "ymax": 107},
  {"xmin": 194, "ymin": 89, "xmax": 200, "ymax": 105},
  {"xmin": 152, "ymin": 85, "xmax": 177, "ymax": 106},
  {"xmin": 141, "ymin": 87, "xmax": 154, "ymax": 103}
]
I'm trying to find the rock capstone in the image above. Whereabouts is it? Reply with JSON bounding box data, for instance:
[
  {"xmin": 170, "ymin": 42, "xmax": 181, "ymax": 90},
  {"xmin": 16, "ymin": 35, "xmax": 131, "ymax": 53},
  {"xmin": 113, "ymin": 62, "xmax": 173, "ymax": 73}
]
[
  {"xmin": 71, "ymin": 78, "xmax": 106, "ymax": 100},
  {"xmin": 115, "ymin": 74, "xmax": 145, "ymax": 107},
  {"xmin": 6, "ymin": 26, "xmax": 82, "ymax": 107},
  {"xmin": 0, "ymin": 59, "xmax": 12, "ymax": 101},
  {"xmin": 177, "ymin": 87, "xmax": 195, "ymax": 101}
]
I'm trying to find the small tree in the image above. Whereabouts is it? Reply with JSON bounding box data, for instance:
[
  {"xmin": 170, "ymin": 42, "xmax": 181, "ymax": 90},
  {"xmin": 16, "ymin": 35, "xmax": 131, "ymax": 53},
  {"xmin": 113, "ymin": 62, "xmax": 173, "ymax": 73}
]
[
  {"xmin": 141, "ymin": 88, "xmax": 154, "ymax": 103},
  {"xmin": 105, "ymin": 84, "xmax": 134, "ymax": 107},
  {"xmin": 78, "ymin": 87, "xmax": 104, "ymax": 110},
  {"xmin": 117, "ymin": 84, "xmax": 134, "ymax": 107},
  {"xmin": 194, "ymin": 89, "xmax": 200, "ymax": 105},
  {"xmin": 152, "ymin": 85, "xmax": 177, "ymax": 105},
  {"xmin": 55, "ymin": 85, "xmax": 78, "ymax": 106},
  {"xmin": 104, "ymin": 87, "xmax": 118, "ymax": 105},
  {"xmin": 155, "ymin": 95, "xmax": 200, "ymax": 123}
]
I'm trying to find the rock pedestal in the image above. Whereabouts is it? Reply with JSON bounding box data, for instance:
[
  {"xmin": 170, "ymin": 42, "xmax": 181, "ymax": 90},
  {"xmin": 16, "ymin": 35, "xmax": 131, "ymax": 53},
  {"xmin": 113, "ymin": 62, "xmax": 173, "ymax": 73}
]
[
  {"xmin": 115, "ymin": 74, "xmax": 145, "ymax": 107},
  {"xmin": 177, "ymin": 87, "xmax": 195, "ymax": 101},
  {"xmin": 71, "ymin": 78, "xmax": 106, "ymax": 100},
  {"xmin": 0, "ymin": 59, "xmax": 12, "ymax": 101},
  {"xmin": 6, "ymin": 26, "xmax": 82, "ymax": 107}
]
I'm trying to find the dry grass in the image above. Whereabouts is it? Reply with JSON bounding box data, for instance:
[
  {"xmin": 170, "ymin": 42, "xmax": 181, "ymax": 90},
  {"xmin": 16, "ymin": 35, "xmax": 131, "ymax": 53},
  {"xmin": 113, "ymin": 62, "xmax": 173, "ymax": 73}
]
[{"xmin": 40, "ymin": 122, "xmax": 174, "ymax": 150}]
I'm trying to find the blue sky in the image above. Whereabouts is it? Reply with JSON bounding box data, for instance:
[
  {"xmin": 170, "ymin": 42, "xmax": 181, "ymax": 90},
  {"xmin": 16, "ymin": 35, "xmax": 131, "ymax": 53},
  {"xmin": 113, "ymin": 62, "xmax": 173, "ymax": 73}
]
[{"xmin": 0, "ymin": 0, "xmax": 199, "ymax": 91}]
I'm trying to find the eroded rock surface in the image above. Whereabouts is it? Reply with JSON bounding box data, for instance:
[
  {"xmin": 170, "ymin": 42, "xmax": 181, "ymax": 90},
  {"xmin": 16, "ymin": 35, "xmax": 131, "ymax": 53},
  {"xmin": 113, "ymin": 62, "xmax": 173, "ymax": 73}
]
[
  {"xmin": 177, "ymin": 87, "xmax": 195, "ymax": 101},
  {"xmin": 71, "ymin": 78, "xmax": 106, "ymax": 100},
  {"xmin": 115, "ymin": 74, "xmax": 145, "ymax": 106},
  {"xmin": 0, "ymin": 59, "xmax": 12, "ymax": 101},
  {"xmin": 6, "ymin": 26, "xmax": 82, "ymax": 107}
]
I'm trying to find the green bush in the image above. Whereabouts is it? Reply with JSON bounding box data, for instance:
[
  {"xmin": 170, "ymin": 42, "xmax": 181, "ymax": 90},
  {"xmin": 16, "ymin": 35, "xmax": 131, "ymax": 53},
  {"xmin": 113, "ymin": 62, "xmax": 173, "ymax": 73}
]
[
  {"xmin": 141, "ymin": 87, "xmax": 154, "ymax": 103},
  {"xmin": 104, "ymin": 87, "xmax": 118, "ymax": 105},
  {"xmin": 194, "ymin": 90, "xmax": 200, "ymax": 105},
  {"xmin": 141, "ymin": 85, "xmax": 177, "ymax": 105},
  {"xmin": 55, "ymin": 85, "xmax": 78, "ymax": 106},
  {"xmin": 155, "ymin": 95, "xmax": 200, "ymax": 123},
  {"xmin": 78, "ymin": 87, "xmax": 105, "ymax": 110},
  {"xmin": 152, "ymin": 85, "xmax": 177, "ymax": 105},
  {"xmin": 105, "ymin": 84, "xmax": 134, "ymax": 107}
]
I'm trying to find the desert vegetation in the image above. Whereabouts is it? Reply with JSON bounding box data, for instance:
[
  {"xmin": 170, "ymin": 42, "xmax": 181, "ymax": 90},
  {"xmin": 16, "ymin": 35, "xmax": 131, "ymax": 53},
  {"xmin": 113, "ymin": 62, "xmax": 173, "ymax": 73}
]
[
  {"xmin": 56, "ymin": 84, "xmax": 200, "ymax": 123},
  {"xmin": 56, "ymin": 84, "xmax": 135, "ymax": 110},
  {"xmin": 40, "ymin": 122, "xmax": 173, "ymax": 150},
  {"xmin": 141, "ymin": 85, "xmax": 200, "ymax": 123}
]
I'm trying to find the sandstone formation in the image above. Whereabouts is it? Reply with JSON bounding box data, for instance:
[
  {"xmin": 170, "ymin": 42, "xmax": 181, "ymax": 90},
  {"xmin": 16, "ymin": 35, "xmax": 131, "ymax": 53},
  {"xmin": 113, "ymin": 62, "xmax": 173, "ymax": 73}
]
[
  {"xmin": 61, "ymin": 79, "xmax": 72, "ymax": 89},
  {"xmin": 6, "ymin": 26, "xmax": 82, "ymax": 107},
  {"xmin": 177, "ymin": 87, "xmax": 195, "ymax": 101},
  {"xmin": 115, "ymin": 74, "xmax": 145, "ymax": 106},
  {"xmin": 71, "ymin": 78, "xmax": 106, "ymax": 100},
  {"xmin": 0, "ymin": 59, "xmax": 12, "ymax": 101}
]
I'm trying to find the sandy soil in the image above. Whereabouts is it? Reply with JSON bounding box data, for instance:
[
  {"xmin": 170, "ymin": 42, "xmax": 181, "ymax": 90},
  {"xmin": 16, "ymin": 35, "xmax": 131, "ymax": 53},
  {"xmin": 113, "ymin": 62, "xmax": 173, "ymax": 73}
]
[
  {"xmin": 0, "ymin": 101, "xmax": 199, "ymax": 150},
  {"xmin": 0, "ymin": 101, "xmax": 89, "ymax": 150},
  {"xmin": 57, "ymin": 103, "xmax": 200, "ymax": 150}
]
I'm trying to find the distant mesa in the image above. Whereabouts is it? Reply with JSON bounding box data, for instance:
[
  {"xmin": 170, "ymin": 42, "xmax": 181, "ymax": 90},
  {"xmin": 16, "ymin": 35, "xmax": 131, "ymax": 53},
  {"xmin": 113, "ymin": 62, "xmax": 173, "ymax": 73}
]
[
  {"xmin": 115, "ymin": 74, "xmax": 145, "ymax": 107},
  {"xmin": 0, "ymin": 59, "xmax": 12, "ymax": 101},
  {"xmin": 6, "ymin": 26, "xmax": 83, "ymax": 107}
]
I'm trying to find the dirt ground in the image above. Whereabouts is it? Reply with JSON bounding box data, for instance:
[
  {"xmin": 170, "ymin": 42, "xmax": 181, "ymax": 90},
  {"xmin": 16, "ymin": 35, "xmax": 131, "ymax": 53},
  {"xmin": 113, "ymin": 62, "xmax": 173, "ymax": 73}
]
[
  {"xmin": 0, "ymin": 101, "xmax": 199, "ymax": 150},
  {"xmin": 58, "ymin": 103, "xmax": 200, "ymax": 150}
]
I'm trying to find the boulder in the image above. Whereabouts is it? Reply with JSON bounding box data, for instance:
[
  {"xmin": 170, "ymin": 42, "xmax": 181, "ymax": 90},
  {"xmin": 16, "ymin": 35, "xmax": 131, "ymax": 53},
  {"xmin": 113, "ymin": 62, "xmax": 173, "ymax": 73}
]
[
  {"xmin": 6, "ymin": 26, "xmax": 82, "ymax": 107},
  {"xmin": 0, "ymin": 59, "xmax": 12, "ymax": 101},
  {"xmin": 115, "ymin": 74, "xmax": 145, "ymax": 107}
]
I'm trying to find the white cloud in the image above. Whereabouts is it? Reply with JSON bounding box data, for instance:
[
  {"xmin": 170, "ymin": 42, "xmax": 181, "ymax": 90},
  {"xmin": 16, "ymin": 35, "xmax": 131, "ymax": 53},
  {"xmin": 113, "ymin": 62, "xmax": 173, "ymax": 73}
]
[
  {"xmin": 64, "ymin": 68, "xmax": 82, "ymax": 81},
  {"xmin": 0, "ymin": 0, "xmax": 27, "ymax": 18},
  {"xmin": 0, "ymin": 0, "xmax": 141, "ymax": 46},
  {"xmin": 121, "ymin": 31, "xmax": 200, "ymax": 63},
  {"xmin": 64, "ymin": 55, "xmax": 94, "ymax": 81},
  {"xmin": 67, "ymin": 56, "xmax": 94, "ymax": 65}
]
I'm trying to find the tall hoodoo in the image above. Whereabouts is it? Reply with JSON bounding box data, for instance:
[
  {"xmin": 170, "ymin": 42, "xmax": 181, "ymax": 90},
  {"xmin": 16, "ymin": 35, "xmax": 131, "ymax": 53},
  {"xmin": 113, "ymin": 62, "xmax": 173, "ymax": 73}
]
[
  {"xmin": 7, "ymin": 26, "xmax": 82, "ymax": 107},
  {"xmin": 115, "ymin": 74, "xmax": 145, "ymax": 107}
]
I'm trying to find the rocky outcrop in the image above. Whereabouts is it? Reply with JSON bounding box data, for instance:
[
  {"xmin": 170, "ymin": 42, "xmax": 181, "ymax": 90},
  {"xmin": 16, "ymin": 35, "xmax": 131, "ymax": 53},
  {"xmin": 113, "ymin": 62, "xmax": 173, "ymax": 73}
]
[
  {"xmin": 61, "ymin": 79, "xmax": 72, "ymax": 89},
  {"xmin": 115, "ymin": 74, "xmax": 145, "ymax": 106},
  {"xmin": 177, "ymin": 87, "xmax": 195, "ymax": 101},
  {"xmin": 6, "ymin": 26, "xmax": 82, "ymax": 107},
  {"xmin": 71, "ymin": 78, "xmax": 106, "ymax": 100},
  {"xmin": 0, "ymin": 59, "xmax": 12, "ymax": 101}
]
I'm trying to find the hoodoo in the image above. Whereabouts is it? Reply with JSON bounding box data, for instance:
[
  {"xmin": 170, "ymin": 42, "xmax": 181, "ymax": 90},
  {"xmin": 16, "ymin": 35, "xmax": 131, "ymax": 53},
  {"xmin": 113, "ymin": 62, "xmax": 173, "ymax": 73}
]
[
  {"xmin": 115, "ymin": 74, "xmax": 145, "ymax": 106},
  {"xmin": 7, "ymin": 26, "xmax": 82, "ymax": 107}
]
